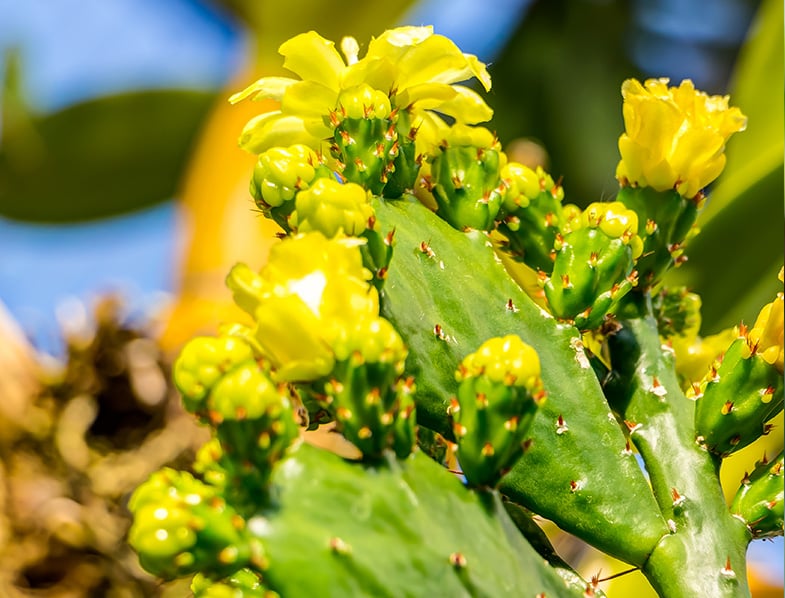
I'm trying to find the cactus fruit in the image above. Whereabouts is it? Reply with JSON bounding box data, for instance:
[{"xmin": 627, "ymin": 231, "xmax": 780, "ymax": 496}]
[
  {"xmin": 450, "ymin": 335, "xmax": 545, "ymax": 487},
  {"xmin": 129, "ymin": 26, "xmax": 779, "ymax": 598}
]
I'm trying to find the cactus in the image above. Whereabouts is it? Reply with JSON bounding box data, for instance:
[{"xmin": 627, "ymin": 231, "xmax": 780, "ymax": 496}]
[{"xmin": 129, "ymin": 26, "xmax": 780, "ymax": 597}]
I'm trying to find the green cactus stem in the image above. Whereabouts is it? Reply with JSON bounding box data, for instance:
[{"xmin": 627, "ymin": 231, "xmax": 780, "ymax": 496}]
[
  {"xmin": 373, "ymin": 196, "xmax": 668, "ymax": 565},
  {"xmin": 604, "ymin": 293, "xmax": 752, "ymax": 597},
  {"xmin": 731, "ymin": 450, "xmax": 784, "ymax": 539},
  {"xmin": 252, "ymin": 442, "xmax": 600, "ymax": 597}
]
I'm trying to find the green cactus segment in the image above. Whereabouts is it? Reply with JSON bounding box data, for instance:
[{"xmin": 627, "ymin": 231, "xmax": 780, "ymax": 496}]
[
  {"xmin": 544, "ymin": 202, "xmax": 640, "ymax": 330},
  {"xmin": 651, "ymin": 286, "xmax": 702, "ymax": 339},
  {"xmin": 250, "ymin": 144, "xmax": 332, "ymax": 232},
  {"xmin": 451, "ymin": 335, "xmax": 545, "ymax": 488},
  {"xmin": 615, "ymin": 185, "xmax": 697, "ymax": 289},
  {"xmin": 331, "ymin": 84, "xmax": 398, "ymax": 196},
  {"xmin": 496, "ymin": 163, "xmax": 565, "ymax": 273},
  {"xmin": 373, "ymin": 196, "xmax": 667, "ymax": 565},
  {"xmin": 426, "ymin": 127, "xmax": 504, "ymax": 231},
  {"xmin": 192, "ymin": 569, "xmax": 278, "ymax": 598},
  {"xmin": 312, "ymin": 316, "xmax": 416, "ymax": 459},
  {"xmin": 731, "ymin": 450, "xmax": 784, "ymax": 539},
  {"xmin": 605, "ymin": 296, "xmax": 752, "ymax": 598},
  {"xmin": 693, "ymin": 336, "xmax": 784, "ymax": 457},
  {"xmin": 255, "ymin": 442, "xmax": 594, "ymax": 597},
  {"xmin": 128, "ymin": 469, "xmax": 266, "ymax": 581}
]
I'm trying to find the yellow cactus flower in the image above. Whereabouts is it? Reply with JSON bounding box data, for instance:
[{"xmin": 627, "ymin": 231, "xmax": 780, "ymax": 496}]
[
  {"xmin": 230, "ymin": 26, "xmax": 492, "ymax": 154},
  {"xmin": 251, "ymin": 232, "xmax": 379, "ymax": 381},
  {"xmin": 616, "ymin": 78, "xmax": 747, "ymax": 200}
]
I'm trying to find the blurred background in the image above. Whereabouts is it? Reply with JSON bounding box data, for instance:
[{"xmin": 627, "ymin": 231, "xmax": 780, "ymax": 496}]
[{"xmin": 0, "ymin": 0, "xmax": 781, "ymax": 595}]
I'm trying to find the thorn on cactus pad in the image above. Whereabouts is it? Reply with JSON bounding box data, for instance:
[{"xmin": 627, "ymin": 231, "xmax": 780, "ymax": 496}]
[
  {"xmin": 649, "ymin": 376, "xmax": 667, "ymax": 397},
  {"xmin": 449, "ymin": 552, "xmax": 468, "ymax": 569},
  {"xmin": 556, "ymin": 414, "xmax": 569, "ymax": 435},
  {"xmin": 761, "ymin": 385, "xmax": 776, "ymax": 404},
  {"xmin": 434, "ymin": 324, "xmax": 446, "ymax": 340},
  {"xmin": 481, "ymin": 442, "xmax": 495, "ymax": 456},
  {"xmin": 506, "ymin": 298, "xmax": 518, "ymax": 312},
  {"xmin": 720, "ymin": 556, "xmax": 736, "ymax": 579},
  {"xmin": 330, "ymin": 536, "xmax": 352, "ymax": 555},
  {"xmin": 721, "ymin": 401, "xmax": 734, "ymax": 415}
]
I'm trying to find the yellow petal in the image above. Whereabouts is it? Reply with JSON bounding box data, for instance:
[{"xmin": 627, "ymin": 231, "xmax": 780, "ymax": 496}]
[
  {"xmin": 228, "ymin": 76, "xmax": 298, "ymax": 104},
  {"xmin": 396, "ymin": 34, "xmax": 485, "ymax": 90},
  {"xmin": 366, "ymin": 26, "xmax": 434, "ymax": 62},
  {"xmin": 395, "ymin": 82, "xmax": 457, "ymax": 110},
  {"xmin": 279, "ymin": 31, "xmax": 346, "ymax": 90},
  {"xmin": 430, "ymin": 85, "xmax": 493, "ymax": 124},
  {"xmin": 239, "ymin": 112, "xmax": 322, "ymax": 154}
]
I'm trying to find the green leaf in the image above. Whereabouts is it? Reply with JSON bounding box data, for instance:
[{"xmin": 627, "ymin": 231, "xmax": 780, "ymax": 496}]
[{"xmin": 0, "ymin": 88, "xmax": 217, "ymax": 222}]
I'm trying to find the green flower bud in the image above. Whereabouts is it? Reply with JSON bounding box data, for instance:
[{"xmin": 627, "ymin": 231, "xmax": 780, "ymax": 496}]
[
  {"xmin": 292, "ymin": 178, "xmax": 374, "ymax": 238},
  {"xmin": 731, "ymin": 451, "xmax": 784, "ymax": 539},
  {"xmin": 128, "ymin": 469, "xmax": 265, "ymax": 580},
  {"xmin": 174, "ymin": 336, "xmax": 256, "ymax": 418},
  {"xmin": 426, "ymin": 125, "xmax": 504, "ymax": 231},
  {"xmin": 331, "ymin": 84, "xmax": 398, "ymax": 195},
  {"xmin": 496, "ymin": 163, "xmax": 565, "ymax": 273},
  {"xmin": 191, "ymin": 569, "xmax": 277, "ymax": 598},
  {"xmin": 451, "ymin": 335, "xmax": 545, "ymax": 488},
  {"xmin": 250, "ymin": 144, "xmax": 331, "ymax": 232},
  {"xmin": 543, "ymin": 202, "xmax": 640, "ymax": 330},
  {"xmin": 693, "ymin": 333, "xmax": 784, "ymax": 457},
  {"xmin": 314, "ymin": 316, "xmax": 415, "ymax": 459}
]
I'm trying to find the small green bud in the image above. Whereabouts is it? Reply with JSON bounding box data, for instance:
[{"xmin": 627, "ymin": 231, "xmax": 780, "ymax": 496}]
[
  {"xmin": 543, "ymin": 202, "xmax": 640, "ymax": 330},
  {"xmin": 496, "ymin": 163, "xmax": 565, "ymax": 273},
  {"xmin": 292, "ymin": 177, "xmax": 374, "ymax": 238},
  {"xmin": 129, "ymin": 469, "xmax": 262, "ymax": 580},
  {"xmin": 174, "ymin": 336, "xmax": 256, "ymax": 418},
  {"xmin": 427, "ymin": 125, "xmax": 504, "ymax": 231},
  {"xmin": 652, "ymin": 286, "xmax": 703, "ymax": 340},
  {"xmin": 331, "ymin": 84, "xmax": 398, "ymax": 195},
  {"xmin": 314, "ymin": 316, "xmax": 414, "ymax": 459},
  {"xmin": 250, "ymin": 144, "xmax": 331, "ymax": 232},
  {"xmin": 731, "ymin": 451, "xmax": 784, "ymax": 539},
  {"xmin": 191, "ymin": 569, "xmax": 277, "ymax": 598},
  {"xmin": 451, "ymin": 335, "xmax": 545, "ymax": 487}
]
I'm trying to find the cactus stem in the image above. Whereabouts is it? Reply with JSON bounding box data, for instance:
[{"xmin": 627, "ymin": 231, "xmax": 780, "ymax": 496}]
[{"xmin": 556, "ymin": 415, "xmax": 569, "ymax": 435}]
